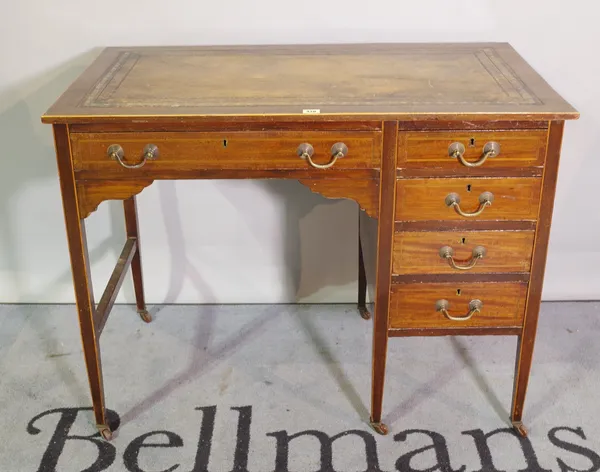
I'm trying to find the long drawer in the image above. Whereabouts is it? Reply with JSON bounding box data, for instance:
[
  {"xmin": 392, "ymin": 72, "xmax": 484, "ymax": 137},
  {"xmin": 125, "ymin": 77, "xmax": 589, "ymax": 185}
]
[
  {"xmin": 70, "ymin": 131, "xmax": 381, "ymax": 175},
  {"xmin": 389, "ymin": 282, "xmax": 528, "ymax": 329},
  {"xmin": 393, "ymin": 230, "xmax": 535, "ymax": 275},
  {"xmin": 395, "ymin": 177, "xmax": 542, "ymax": 221}
]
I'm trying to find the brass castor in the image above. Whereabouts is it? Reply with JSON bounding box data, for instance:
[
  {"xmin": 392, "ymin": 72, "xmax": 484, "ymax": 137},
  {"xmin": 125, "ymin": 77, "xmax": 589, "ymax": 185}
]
[
  {"xmin": 358, "ymin": 306, "xmax": 371, "ymax": 320},
  {"xmin": 512, "ymin": 421, "xmax": 528, "ymax": 437},
  {"xmin": 138, "ymin": 309, "xmax": 152, "ymax": 323},
  {"xmin": 370, "ymin": 420, "xmax": 389, "ymax": 435},
  {"xmin": 97, "ymin": 425, "xmax": 113, "ymax": 441}
]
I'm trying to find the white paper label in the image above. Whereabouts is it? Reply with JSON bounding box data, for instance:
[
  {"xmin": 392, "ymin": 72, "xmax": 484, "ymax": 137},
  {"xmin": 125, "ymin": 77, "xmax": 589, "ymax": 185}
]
[{"xmin": 302, "ymin": 109, "xmax": 321, "ymax": 114}]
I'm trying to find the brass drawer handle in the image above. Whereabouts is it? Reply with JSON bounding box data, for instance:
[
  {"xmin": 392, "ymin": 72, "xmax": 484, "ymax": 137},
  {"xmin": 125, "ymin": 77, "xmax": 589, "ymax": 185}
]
[
  {"xmin": 108, "ymin": 144, "xmax": 159, "ymax": 169},
  {"xmin": 297, "ymin": 142, "xmax": 348, "ymax": 169},
  {"xmin": 439, "ymin": 245, "xmax": 486, "ymax": 270},
  {"xmin": 436, "ymin": 299, "xmax": 483, "ymax": 321},
  {"xmin": 445, "ymin": 191, "xmax": 494, "ymax": 217},
  {"xmin": 448, "ymin": 141, "xmax": 500, "ymax": 167}
]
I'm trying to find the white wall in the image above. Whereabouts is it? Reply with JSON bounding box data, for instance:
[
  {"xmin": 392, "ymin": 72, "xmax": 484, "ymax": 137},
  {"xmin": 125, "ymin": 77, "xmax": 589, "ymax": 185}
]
[{"xmin": 0, "ymin": 1, "xmax": 597, "ymax": 303}]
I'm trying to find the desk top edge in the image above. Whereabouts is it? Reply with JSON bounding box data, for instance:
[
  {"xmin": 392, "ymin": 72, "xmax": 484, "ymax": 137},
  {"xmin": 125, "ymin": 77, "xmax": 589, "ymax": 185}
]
[{"xmin": 42, "ymin": 42, "xmax": 579, "ymax": 124}]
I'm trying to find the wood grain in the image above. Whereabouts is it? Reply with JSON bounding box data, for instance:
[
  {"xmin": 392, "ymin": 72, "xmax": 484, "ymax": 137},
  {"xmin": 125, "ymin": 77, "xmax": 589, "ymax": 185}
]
[
  {"xmin": 393, "ymin": 230, "xmax": 535, "ymax": 275},
  {"xmin": 393, "ymin": 273, "xmax": 530, "ymax": 284},
  {"xmin": 70, "ymin": 121, "xmax": 384, "ymax": 133},
  {"xmin": 70, "ymin": 131, "xmax": 381, "ymax": 175},
  {"xmin": 76, "ymin": 180, "xmax": 154, "ymax": 218},
  {"xmin": 389, "ymin": 326, "xmax": 522, "ymax": 337},
  {"xmin": 398, "ymin": 121, "xmax": 548, "ymax": 131},
  {"xmin": 398, "ymin": 130, "xmax": 547, "ymax": 169},
  {"xmin": 398, "ymin": 167, "xmax": 543, "ymax": 178},
  {"xmin": 76, "ymin": 168, "xmax": 378, "ymax": 181},
  {"xmin": 389, "ymin": 282, "xmax": 528, "ymax": 329},
  {"xmin": 298, "ymin": 179, "xmax": 379, "ymax": 218},
  {"xmin": 395, "ymin": 220, "xmax": 537, "ymax": 232},
  {"xmin": 396, "ymin": 177, "xmax": 542, "ymax": 221}
]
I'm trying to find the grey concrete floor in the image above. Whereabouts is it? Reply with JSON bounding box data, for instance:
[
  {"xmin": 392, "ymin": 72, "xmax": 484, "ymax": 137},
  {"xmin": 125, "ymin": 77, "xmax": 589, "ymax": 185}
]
[{"xmin": 0, "ymin": 302, "xmax": 599, "ymax": 471}]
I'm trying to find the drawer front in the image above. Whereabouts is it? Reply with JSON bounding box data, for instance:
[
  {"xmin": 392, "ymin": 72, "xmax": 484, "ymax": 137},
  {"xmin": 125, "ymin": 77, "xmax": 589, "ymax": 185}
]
[
  {"xmin": 390, "ymin": 282, "xmax": 527, "ymax": 329},
  {"xmin": 395, "ymin": 177, "xmax": 541, "ymax": 221},
  {"xmin": 393, "ymin": 230, "xmax": 535, "ymax": 275},
  {"xmin": 70, "ymin": 131, "xmax": 381, "ymax": 174},
  {"xmin": 397, "ymin": 130, "xmax": 547, "ymax": 169}
]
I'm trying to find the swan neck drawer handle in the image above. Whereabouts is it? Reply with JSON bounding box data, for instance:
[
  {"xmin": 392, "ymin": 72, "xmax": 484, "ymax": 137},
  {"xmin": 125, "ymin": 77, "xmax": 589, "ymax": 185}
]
[
  {"xmin": 436, "ymin": 299, "xmax": 483, "ymax": 321},
  {"xmin": 448, "ymin": 141, "xmax": 500, "ymax": 167},
  {"xmin": 445, "ymin": 191, "xmax": 494, "ymax": 217},
  {"xmin": 297, "ymin": 142, "xmax": 348, "ymax": 169},
  {"xmin": 439, "ymin": 245, "xmax": 486, "ymax": 270},
  {"xmin": 108, "ymin": 144, "xmax": 159, "ymax": 169}
]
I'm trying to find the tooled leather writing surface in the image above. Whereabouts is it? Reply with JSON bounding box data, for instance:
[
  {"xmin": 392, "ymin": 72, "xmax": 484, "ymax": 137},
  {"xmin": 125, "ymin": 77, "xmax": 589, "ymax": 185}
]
[
  {"xmin": 85, "ymin": 48, "xmax": 537, "ymax": 107},
  {"xmin": 42, "ymin": 43, "xmax": 579, "ymax": 122}
]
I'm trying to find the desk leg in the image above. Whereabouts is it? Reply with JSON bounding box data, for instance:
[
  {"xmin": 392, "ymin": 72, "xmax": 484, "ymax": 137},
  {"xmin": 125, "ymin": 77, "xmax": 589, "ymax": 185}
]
[
  {"xmin": 124, "ymin": 196, "xmax": 151, "ymax": 323},
  {"xmin": 510, "ymin": 120, "xmax": 565, "ymax": 437},
  {"xmin": 511, "ymin": 334, "xmax": 529, "ymax": 437},
  {"xmin": 358, "ymin": 226, "xmax": 371, "ymax": 320},
  {"xmin": 52, "ymin": 124, "xmax": 112, "ymax": 440},
  {"xmin": 370, "ymin": 304, "xmax": 389, "ymax": 435},
  {"xmin": 369, "ymin": 121, "xmax": 397, "ymax": 435}
]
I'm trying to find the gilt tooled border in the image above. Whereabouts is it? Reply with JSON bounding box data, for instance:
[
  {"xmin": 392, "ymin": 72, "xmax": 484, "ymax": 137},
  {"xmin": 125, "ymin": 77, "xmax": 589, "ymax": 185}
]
[
  {"xmin": 476, "ymin": 48, "xmax": 541, "ymax": 105},
  {"xmin": 81, "ymin": 52, "xmax": 139, "ymax": 108},
  {"xmin": 81, "ymin": 47, "xmax": 542, "ymax": 108}
]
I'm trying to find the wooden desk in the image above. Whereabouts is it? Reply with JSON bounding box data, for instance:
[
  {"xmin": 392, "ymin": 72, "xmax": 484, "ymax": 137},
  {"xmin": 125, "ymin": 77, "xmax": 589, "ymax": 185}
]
[{"xmin": 42, "ymin": 43, "xmax": 578, "ymax": 440}]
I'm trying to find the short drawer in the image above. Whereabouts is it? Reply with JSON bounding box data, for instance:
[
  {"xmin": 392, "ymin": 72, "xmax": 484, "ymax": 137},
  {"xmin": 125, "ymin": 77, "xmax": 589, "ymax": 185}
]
[
  {"xmin": 70, "ymin": 131, "xmax": 381, "ymax": 175},
  {"xmin": 393, "ymin": 230, "xmax": 535, "ymax": 275},
  {"xmin": 395, "ymin": 177, "xmax": 541, "ymax": 221},
  {"xmin": 389, "ymin": 282, "xmax": 527, "ymax": 329},
  {"xmin": 397, "ymin": 130, "xmax": 547, "ymax": 169}
]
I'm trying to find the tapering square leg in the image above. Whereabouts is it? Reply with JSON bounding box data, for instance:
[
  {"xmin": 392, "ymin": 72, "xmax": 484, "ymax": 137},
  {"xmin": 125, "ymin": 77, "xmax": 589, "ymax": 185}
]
[
  {"xmin": 358, "ymin": 230, "xmax": 371, "ymax": 320},
  {"xmin": 511, "ymin": 335, "xmax": 534, "ymax": 437},
  {"xmin": 510, "ymin": 121, "xmax": 565, "ymax": 437},
  {"xmin": 369, "ymin": 121, "xmax": 398, "ymax": 435},
  {"xmin": 370, "ymin": 310, "xmax": 389, "ymax": 435},
  {"xmin": 53, "ymin": 124, "xmax": 113, "ymax": 440},
  {"xmin": 123, "ymin": 196, "xmax": 151, "ymax": 323}
]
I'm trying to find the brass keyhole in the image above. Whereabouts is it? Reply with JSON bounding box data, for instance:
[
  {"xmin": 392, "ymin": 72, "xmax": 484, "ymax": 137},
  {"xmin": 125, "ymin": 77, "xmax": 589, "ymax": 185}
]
[
  {"xmin": 469, "ymin": 138, "xmax": 476, "ymax": 147},
  {"xmin": 223, "ymin": 139, "xmax": 228, "ymax": 148},
  {"xmin": 456, "ymin": 289, "xmax": 462, "ymax": 296},
  {"xmin": 466, "ymin": 184, "xmax": 472, "ymax": 192},
  {"xmin": 461, "ymin": 237, "xmax": 467, "ymax": 244}
]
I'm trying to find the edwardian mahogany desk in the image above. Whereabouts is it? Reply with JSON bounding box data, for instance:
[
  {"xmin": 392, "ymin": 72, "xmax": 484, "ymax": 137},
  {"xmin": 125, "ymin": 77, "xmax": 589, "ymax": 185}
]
[{"xmin": 42, "ymin": 43, "xmax": 578, "ymax": 440}]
